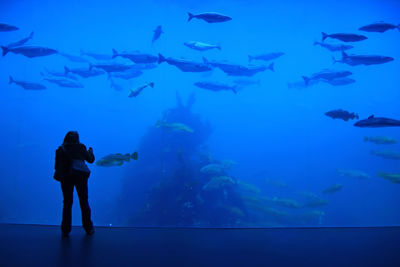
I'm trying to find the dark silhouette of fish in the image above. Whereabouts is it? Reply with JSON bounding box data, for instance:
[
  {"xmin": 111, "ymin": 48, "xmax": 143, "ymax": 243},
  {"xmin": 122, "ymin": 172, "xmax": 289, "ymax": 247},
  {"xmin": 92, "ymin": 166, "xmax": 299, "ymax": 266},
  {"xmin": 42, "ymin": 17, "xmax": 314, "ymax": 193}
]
[
  {"xmin": 43, "ymin": 78, "xmax": 84, "ymax": 88},
  {"xmin": 323, "ymin": 77, "xmax": 355, "ymax": 86},
  {"xmin": 64, "ymin": 66, "xmax": 105, "ymax": 78},
  {"xmin": 6, "ymin": 32, "xmax": 34, "ymax": 48},
  {"xmin": 302, "ymin": 70, "xmax": 352, "ymax": 85},
  {"xmin": 58, "ymin": 52, "xmax": 88, "ymax": 63},
  {"xmin": 9, "ymin": 76, "xmax": 46, "ymax": 90},
  {"xmin": 2, "ymin": 45, "xmax": 57, "ymax": 58},
  {"xmin": 194, "ymin": 81, "xmax": 237, "ymax": 93},
  {"xmin": 202, "ymin": 57, "xmax": 273, "ymax": 76},
  {"xmin": 359, "ymin": 22, "xmax": 400, "ymax": 33},
  {"xmin": 80, "ymin": 50, "xmax": 112, "ymax": 60},
  {"xmin": 158, "ymin": 54, "xmax": 211, "ymax": 72},
  {"xmin": 354, "ymin": 115, "xmax": 400, "ymax": 128},
  {"xmin": 334, "ymin": 51, "xmax": 394, "ymax": 66},
  {"xmin": 248, "ymin": 52, "xmax": 284, "ymax": 62},
  {"xmin": 108, "ymin": 69, "xmax": 143, "ymax": 80},
  {"xmin": 322, "ymin": 32, "xmax": 367, "ymax": 42},
  {"xmin": 187, "ymin": 12, "xmax": 232, "ymax": 23},
  {"xmin": 325, "ymin": 109, "xmax": 359, "ymax": 121},
  {"xmin": 112, "ymin": 49, "xmax": 158, "ymax": 64},
  {"xmin": 152, "ymin": 25, "xmax": 163, "ymax": 44},
  {"xmin": 313, "ymin": 41, "xmax": 353, "ymax": 52},
  {"xmin": 0, "ymin": 23, "xmax": 18, "ymax": 32},
  {"xmin": 89, "ymin": 62, "xmax": 132, "ymax": 73}
]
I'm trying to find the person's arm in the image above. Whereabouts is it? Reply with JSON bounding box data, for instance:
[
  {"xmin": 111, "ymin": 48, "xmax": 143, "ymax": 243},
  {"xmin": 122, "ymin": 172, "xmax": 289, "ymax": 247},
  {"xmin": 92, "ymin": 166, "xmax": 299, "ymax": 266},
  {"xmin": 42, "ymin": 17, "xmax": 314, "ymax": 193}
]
[{"xmin": 81, "ymin": 144, "xmax": 95, "ymax": 163}]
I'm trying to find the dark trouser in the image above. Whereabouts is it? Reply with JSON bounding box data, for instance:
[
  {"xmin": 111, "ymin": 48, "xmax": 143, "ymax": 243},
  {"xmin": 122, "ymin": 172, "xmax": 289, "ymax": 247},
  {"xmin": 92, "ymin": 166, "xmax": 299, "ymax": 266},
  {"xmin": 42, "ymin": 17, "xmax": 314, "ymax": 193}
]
[{"xmin": 61, "ymin": 177, "xmax": 93, "ymax": 234}]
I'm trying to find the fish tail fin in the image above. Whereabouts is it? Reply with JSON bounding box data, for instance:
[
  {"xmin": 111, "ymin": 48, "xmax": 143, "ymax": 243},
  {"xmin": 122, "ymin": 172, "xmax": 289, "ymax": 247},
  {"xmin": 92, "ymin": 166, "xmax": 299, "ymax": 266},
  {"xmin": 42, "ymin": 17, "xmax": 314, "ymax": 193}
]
[
  {"xmin": 332, "ymin": 56, "xmax": 338, "ymax": 64},
  {"xmin": 64, "ymin": 66, "xmax": 69, "ymax": 74},
  {"xmin": 29, "ymin": 31, "xmax": 34, "ymax": 39},
  {"xmin": 131, "ymin": 152, "xmax": 138, "ymax": 160},
  {"xmin": 217, "ymin": 45, "xmax": 221, "ymax": 50},
  {"xmin": 342, "ymin": 51, "xmax": 348, "ymax": 58},
  {"xmin": 187, "ymin": 12, "xmax": 194, "ymax": 22},
  {"xmin": 363, "ymin": 136, "xmax": 369, "ymax": 142},
  {"xmin": 302, "ymin": 76, "xmax": 310, "ymax": 85},
  {"xmin": 1, "ymin": 46, "xmax": 9, "ymax": 56},
  {"xmin": 313, "ymin": 41, "xmax": 319, "ymax": 46},
  {"xmin": 89, "ymin": 63, "xmax": 93, "ymax": 70},
  {"xmin": 158, "ymin": 53, "xmax": 165, "ymax": 64},
  {"xmin": 322, "ymin": 32, "xmax": 328, "ymax": 42},
  {"xmin": 148, "ymin": 82, "xmax": 155, "ymax": 88},
  {"xmin": 268, "ymin": 62, "xmax": 274, "ymax": 72},
  {"xmin": 202, "ymin": 56, "xmax": 209, "ymax": 64},
  {"xmin": 112, "ymin": 49, "xmax": 118, "ymax": 59},
  {"xmin": 232, "ymin": 85, "xmax": 238, "ymax": 94},
  {"xmin": 9, "ymin": 76, "xmax": 14, "ymax": 84},
  {"xmin": 248, "ymin": 55, "xmax": 253, "ymax": 62}
]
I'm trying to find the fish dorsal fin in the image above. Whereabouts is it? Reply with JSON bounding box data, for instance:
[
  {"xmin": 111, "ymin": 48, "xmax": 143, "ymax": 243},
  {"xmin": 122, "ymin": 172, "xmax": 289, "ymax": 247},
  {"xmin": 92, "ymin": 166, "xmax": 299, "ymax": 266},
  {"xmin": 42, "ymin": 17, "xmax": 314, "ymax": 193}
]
[{"xmin": 368, "ymin": 115, "xmax": 374, "ymax": 119}]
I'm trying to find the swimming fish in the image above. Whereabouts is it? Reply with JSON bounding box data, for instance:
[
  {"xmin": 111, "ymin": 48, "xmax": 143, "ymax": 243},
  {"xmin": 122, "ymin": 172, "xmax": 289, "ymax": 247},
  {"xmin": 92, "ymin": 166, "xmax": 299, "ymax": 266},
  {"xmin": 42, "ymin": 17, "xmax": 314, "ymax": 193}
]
[
  {"xmin": 313, "ymin": 41, "xmax": 354, "ymax": 52},
  {"xmin": 323, "ymin": 77, "xmax": 355, "ymax": 86},
  {"xmin": 378, "ymin": 172, "xmax": 400, "ymax": 184},
  {"xmin": 354, "ymin": 115, "xmax": 400, "ymax": 128},
  {"xmin": 80, "ymin": 50, "xmax": 112, "ymax": 60},
  {"xmin": 112, "ymin": 49, "xmax": 158, "ymax": 64},
  {"xmin": 109, "ymin": 69, "xmax": 143, "ymax": 80},
  {"xmin": 152, "ymin": 25, "xmax": 163, "ymax": 44},
  {"xmin": 43, "ymin": 78, "xmax": 84, "ymax": 88},
  {"xmin": 248, "ymin": 52, "xmax": 285, "ymax": 62},
  {"xmin": 89, "ymin": 62, "xmax": 133, "ymax": 73},
  {"xmin": 322, "ymin": 184, "xmax": 343, "ymax": 194},
  {"xmin": 334, "ymin": 51, "xmax": 394, "ymax": 66},
  {"xmin": 336, "ymin": 168, "xmax": 370, "ymax": 179},
  {"xmin": 42, "ymin": 68, "xmax": 79, "ymax": 81},
  {"xmin": 156, "ymin": 120, "xmax": 194, "ymax": 133},
  {"xmin": 194, "ymin": 81, "xmax": 237, "ymax": 93},
  {"xmin": 2, "ymin": 45, "xmax": 58, "ymax": 58},
  {"xmin": 363, "ymin": 136, "xmax": 397, "ymax": 145},
  {"xmin": 64, "ymin": 66, "xmax": 105, "ymax": 78},
  {"xmin": 322, "ymin": 32, "xmax": 367, "ymax": 42},
  {"xmin": 325, "ymin": 109, "xmax": 359, "ymax": 121},
  {"xmin": 184, "ymin": 41, "xmax": 221, "ymax": 51},
  {"xmin": 0, "ymin": 23, "xmax": 19, "ymax": 32},
  {"xmin": 187, "ymin": 12, "xmax": 232, "ymax": 23},
  {"xmin": 128, "ymin": 82, "xmax": 154, "ymax": 98},
  {"xmin": 302, "ymin": 69, "xmax": 352, "ymax": 85},
  {"xmin": 370, "ymin": 150, "xmax": 400, "ymax": 160},
  {"xmin": 158, "ymin": 54, "xmax": 211, "ymax": 72},
  {"xmin": 9, "ymin": 76, "xmax": 46, "ymax": 90},
  {"xmin": 6, "ymin": 32, "xmax": 34, "ymax": 48},
  {"xmin": 58, "ymin": 52, "xmax": 88, "ymax": 63},
  {"xmin": 359, "ymin": 22, "xmax": 400, "ymax": 33},
  {"xmin": 96, "ymin": 152, "xmax": 138, "ymax": 167}
]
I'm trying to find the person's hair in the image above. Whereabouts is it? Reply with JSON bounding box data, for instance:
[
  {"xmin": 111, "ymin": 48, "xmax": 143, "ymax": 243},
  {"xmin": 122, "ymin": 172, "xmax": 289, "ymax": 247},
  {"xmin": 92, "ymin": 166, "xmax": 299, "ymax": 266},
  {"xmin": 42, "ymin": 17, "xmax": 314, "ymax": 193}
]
[{"xmin": 63, "ymin": 131, "xmax": 80, "ymax": 145}]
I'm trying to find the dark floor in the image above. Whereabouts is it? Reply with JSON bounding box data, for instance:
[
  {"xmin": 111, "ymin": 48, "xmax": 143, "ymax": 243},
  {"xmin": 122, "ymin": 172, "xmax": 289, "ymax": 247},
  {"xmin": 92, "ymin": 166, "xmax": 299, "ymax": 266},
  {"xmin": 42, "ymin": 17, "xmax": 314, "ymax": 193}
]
[{"xmin": 1, "ymin": 224, "xmax": 400, "ymax": 267}]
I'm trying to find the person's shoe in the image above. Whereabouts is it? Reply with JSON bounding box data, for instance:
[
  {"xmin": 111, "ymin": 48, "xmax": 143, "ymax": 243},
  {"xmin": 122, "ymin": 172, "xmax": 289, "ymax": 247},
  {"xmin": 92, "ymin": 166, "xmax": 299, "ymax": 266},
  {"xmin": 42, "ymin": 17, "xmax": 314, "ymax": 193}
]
[{"xmin": 86, "ymin": 228, "xmax": 95, "ymax": 236}]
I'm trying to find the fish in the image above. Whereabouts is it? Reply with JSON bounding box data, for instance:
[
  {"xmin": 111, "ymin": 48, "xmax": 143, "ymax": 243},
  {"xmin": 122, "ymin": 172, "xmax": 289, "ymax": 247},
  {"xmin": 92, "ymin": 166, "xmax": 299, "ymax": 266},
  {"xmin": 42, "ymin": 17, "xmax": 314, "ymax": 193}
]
[
  {"xmin": 128, "ymin": 82, "xmax": 154, "ymax": 98},
  {"xmin": 158, "ymin": 54, "xmax": 211, "ymax": 72},
  {"xmin": 203, "ymin": 57, "xmax": 273, "ymax": 76},
  {"xmin": 64, "ymin": 66, "xmax": 105, "ymax": 78},
  {"xmin": 202, "ymin": 176, "xmax": 236, "ymax": 191},
  {"xmin": 288, "ymin": 79, "xmax": 320, "ymax": 89},
  {"xmin": 303, "ymin": 198, "xmax": 329, "ymax": 208},
  {"xmin": 325, "ymin": 109, "xmax": 359, "ymax": 121},
  {"xmin": 109, "ymin": 69, "xmax": 143, "ymax": 80},
  {"xmin": 152, "ymin": 25, "xmax": 163, "ymax": 44},
  {"xmin": 378, "ymin": 172, "xmax": 400, "ymax": 184},
  {"xmin": 112, "ymin": 49, "xmax": 158, "ymax": 64},
  {"xmin": 321, "ymin": 32, "xmax": 367, "ymax": 42},
  {"xmin": 6, "ymin": 32, "xmax": 34, "ymax": 48},
  {"xmin": 336, "ymin": 168, "xmax": 370, "ymax": 179},
  {"xmin": 334, "ymin": 51, "xmax": 394, "ymax": 66},
  {"xmin": 156, "ymin": 120, "xmax": 194, "ymax": 133},
  {"xmin": 200, "ymin": 163, "xmax": 231, "ymax": 175},
  {"xmin": 313, "ymin": 41, "xmax": 354, "ymax": 52},
  {"xmin": 272, "ymin": 197, "xmax": 302, "ymax": 209},
  {"xmin": 359, "ymin": 22, "xmax": 400, "ymax": 33},
  {"xmin": 96, "ymin": 152, "xmax": 138, "ymax": 167},
  {"xmin": 370, "ymin": 150, "xmax": 400, "ymax": 160},
  {"xmin": 322, "ymin": 184, "xmax": 343, "ymax": 194},
  {"xmin": 248, "ymin": 52, "xmax": 285, "ymax": 62},
  {"xmin": 184, "ymin": 41, "xmax": 221, "ymax": 51},
  {"xmin": 89, "ymin": 62, "xmax": 133, "ymax": 73},
  {"xmin": 80, "ymin": 50, "xmax": 112, "ymax": 60},
  {"xmin": 302, "ymin": 69, "xmax": 352, "ymax": 85},
  {"xmin": 1, "ymin": 45, "xmax": 58, "ymax": 58},
  {"xmin": 42, "ymin": 68, "xmax": 79, "ymax": 81},
  {"xmin": 354, "ymin": 115, "xmax": 400, "ymax": 128},
  {"xmin": 323, "ymin": 77, "xmax": 355, "ymax": 86},
  {"xmin": 364, "ymin": 136, "xmax": 397, "ymax": 145},
  {"xmin": 43, "ymin": 78, "xmax": 84, "ymax": 88},
  {"xmin": 58, "ymin": 52, "xmax": 88, "ymax": 63},
  {"xmin": 194, "ymin": 81, "xmax": 237, "ymax": 93},
  {"xmin": 9, "ymin": 76, "xmax": 46, "ymax": 90},
  {"xmin": 0, "ymin": 23, "xmax": 19, "ymax": 32},
  {"xmin": 187, "ymin": 12, "xmax": 232, "ymax": 23}
]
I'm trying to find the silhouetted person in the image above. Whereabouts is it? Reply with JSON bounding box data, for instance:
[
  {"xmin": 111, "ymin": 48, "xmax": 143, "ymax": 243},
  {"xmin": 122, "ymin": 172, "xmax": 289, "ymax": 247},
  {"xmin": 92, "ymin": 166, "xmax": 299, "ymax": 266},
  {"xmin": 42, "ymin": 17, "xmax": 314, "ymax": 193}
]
[{"xmin": 54, "ymin": 131, "xmax": 95, "ymax": 237}]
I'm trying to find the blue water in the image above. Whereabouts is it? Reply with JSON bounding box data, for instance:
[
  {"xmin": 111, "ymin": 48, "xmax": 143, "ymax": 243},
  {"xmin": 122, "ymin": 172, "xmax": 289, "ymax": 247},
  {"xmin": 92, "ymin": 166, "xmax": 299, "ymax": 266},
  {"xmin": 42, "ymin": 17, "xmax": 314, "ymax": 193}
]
[{"xmin": 0, "ymin": 0, "xmax": 399, "ymax": 227}]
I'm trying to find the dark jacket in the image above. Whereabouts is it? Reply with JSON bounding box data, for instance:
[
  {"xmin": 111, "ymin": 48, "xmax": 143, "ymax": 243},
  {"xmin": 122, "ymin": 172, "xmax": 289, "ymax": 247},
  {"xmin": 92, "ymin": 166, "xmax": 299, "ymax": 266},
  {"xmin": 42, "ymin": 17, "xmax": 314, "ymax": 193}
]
[{"xmin": 54, "ymin": 143, "xmax": 95, "ymax": 181}]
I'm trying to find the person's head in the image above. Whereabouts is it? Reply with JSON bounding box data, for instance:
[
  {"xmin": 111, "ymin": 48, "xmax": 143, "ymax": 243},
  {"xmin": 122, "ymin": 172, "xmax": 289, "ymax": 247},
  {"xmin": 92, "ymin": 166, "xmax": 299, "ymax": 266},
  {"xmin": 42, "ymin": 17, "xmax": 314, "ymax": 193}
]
[{"xmin": 63, "ymin": 131, "xmax": 80, "ymax": 145}]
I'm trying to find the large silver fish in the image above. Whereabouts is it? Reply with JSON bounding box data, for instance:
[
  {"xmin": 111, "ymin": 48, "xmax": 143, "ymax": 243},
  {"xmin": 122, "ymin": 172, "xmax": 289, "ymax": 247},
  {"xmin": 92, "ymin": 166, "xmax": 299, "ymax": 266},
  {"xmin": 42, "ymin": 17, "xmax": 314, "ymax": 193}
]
[
  {"xmin": 359, "ymin": 22, "xmax": 400, "ymax": 33},
  {"xmin": 354, "ymin": 115, "xmax": 400, "ymax": 128},
  {"xmin": 194, "ymin": 81, "xmax": 237, "ymax": 93},
  {"xmin": 44, "ymin": 78, "xmax": 84, "ymax": 88},
  {"xmin": 322, "ymin": 32, "xmax": 367, "ymax": 42},
  {"xmin": 9, "ymin": 76, "xmax": 46, "ymax": 90},
  {"xmin": 184, "ymin": 41, "xmax": 221, "ymax": 51},
  {"xmin": 248, "ymin": 52, "xmax": 284, "ymax": 62},
  {"xmin": 313, "ymin": 41, "xmax": 353, "ymax": 52},
  {"xmin": 334, "ymin": 51, "xmax": 394, "ymax": 66},
  {"xmin": 158, "ymin": 54, "xmax": 211, "ymax": 72},
  {"xmin": 187, "ymin": 12, "xmax": 232, "ymax": 23},
  {"xmin": 112, "ymin": 49, "xmax": 158, "ymax": 64},
  {"xmin": 0, "ymin": 23, "xmax": 18, "ymax": 32},
  {"xmin": 64, "ymin": 66, "xmax": 105, "ymax": 78}
]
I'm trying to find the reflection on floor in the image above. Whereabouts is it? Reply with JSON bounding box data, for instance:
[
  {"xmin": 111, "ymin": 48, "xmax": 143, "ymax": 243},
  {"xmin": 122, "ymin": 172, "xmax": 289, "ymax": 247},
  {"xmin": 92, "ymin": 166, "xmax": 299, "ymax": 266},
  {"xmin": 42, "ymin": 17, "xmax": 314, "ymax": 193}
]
[{"xmin": 0, "ymin": 224, "xmax": 399, "ymax": 266}]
